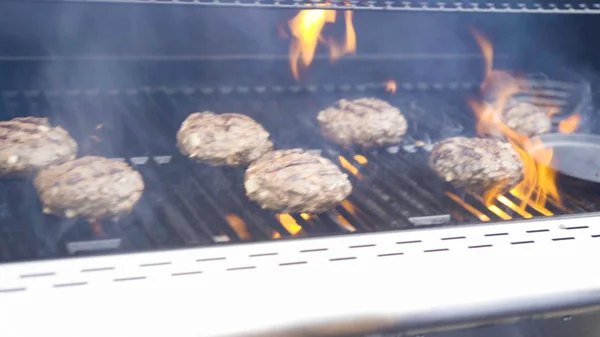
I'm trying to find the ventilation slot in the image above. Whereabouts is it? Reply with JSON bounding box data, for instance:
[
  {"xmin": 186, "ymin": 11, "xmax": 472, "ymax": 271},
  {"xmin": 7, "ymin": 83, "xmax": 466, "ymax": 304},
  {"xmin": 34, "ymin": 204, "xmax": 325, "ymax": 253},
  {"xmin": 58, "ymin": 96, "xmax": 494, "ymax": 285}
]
[
  {"xmin": 197, "ymin": 257, "xmax": 226, "ymax": 262},
  {"xmin": 0, "ymin": 287, "xmax": 26, "ymax": 293},
  {"xmin": 526, "ymin": 229, "xmax": 549, "ymax": 233},
  {"xmin": 53, "ymin": 282, "xmax": 88, "ymax": 288},
  {"xmin": 20, "ymin": 272, "xmax": 55, "ymax": 278},
  {"xmin": 485, "ymin": 232, "xmax": 508, "ymax": 237},
  {"xmin": 249, "ymin": 252, "xmax": 278, "ymax": 257},
  {"xmin": 349, "ymin": 244, "xmax": 376, "ymax": 249},
  {"xmin": 329, "ymin": 257, "xmax": 357, "ymax": 261},
  {"xmin": 396, "ymin": 240, "xmax": 421, "ymax": 245},
  {"xmin": 424, "ymin": 248, "xmax": 449, "ymax": 253},
  {"xmin": 441, "ymin": 236, "xmax": 465, "ymax": 241},
  {"xmin": 227, "ymin": 266, "xmax": 256, "ymax": 271},
  {"xmin": 171, "ymin": 271, "xmax": 203, "ymax": 277},
  {"xmin": 469, "ymin": 244, "xmax": 493, "ymax": 249},
  {"xmin": 114, "ymin": 276, "xmax": 147, "ymax": 282},
  {"xmin": 140, "ymin": 262, "xmax": 172, "ymax": 267},
  {"xmin": 279, "ymin": 261, "xmax": 308, "ymax": 266},
  {"xmin": 564, "ymin": 225, "xmax": 589, "ymax": 230},
  {"xmin": 552, "ymin": 237, "xmax": 575, "ymax": 241},
  {"xmin": 81, "ymin": 267, "xmax": 115, "ymax": 273},
  {"xmin": 511, "ymin": 240, "xmax": 535, "ymax": 245},
  {"xmin": 378, "ymin": 252, "xmax": 404, "ymax": 257},
  {"xmin": 300, "ymin": 248, "xmax": 328, "ymax": 253}
]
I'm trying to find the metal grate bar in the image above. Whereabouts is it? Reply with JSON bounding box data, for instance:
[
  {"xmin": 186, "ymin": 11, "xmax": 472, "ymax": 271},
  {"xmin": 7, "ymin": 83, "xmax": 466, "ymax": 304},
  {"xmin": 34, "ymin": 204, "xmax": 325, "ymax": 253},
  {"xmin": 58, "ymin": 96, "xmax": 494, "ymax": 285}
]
[{"xmin": 11, "ymin": 0, "xmax": 600, "ymax": 14}]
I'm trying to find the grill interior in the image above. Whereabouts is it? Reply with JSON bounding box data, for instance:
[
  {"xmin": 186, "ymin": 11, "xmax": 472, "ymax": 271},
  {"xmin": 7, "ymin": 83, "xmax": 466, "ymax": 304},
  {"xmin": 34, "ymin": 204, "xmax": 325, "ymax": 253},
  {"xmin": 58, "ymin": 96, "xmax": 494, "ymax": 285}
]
[{"xmin": 0, "ymin": 81, "xmax": 598, "ymax": 263}]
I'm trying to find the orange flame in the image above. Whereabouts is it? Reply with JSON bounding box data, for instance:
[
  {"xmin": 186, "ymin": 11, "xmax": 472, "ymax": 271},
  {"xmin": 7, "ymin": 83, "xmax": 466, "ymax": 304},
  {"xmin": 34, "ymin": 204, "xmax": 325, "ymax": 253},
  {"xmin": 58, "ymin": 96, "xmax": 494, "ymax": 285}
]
[
  {"xmin": 385, "ymin": 80, "xmax": 397, "ymax": 94},
  {"xmin": 353, "ymin": 155, "xmax": 368, "ymax": 164},
  {"xmin": 558, "ymin": 114, "xmax": 581, "ymax": 134},
  {"xmin": 336, "ymin": 214, "xmax": 356, "ymax": 232},
  {"xmin": 338, "ymin": 156, "xmax": 364, "ymax": 180},
  {"xmin": 225, "ymin": 214, "xmax": 251, "ymax": 241},
  {"xmin": 276, "ymin": 213, "xmax": 304, "ymax": 235},
  {"xmin": 471, "ymin": 29, "xmax": 560, "ymax": 212},
  {"xmin": 329, "ymin": 10, "xmax": 356, "ymax": 62},
  {"xmin": 445, "ymin": 192, "xmax": 491, "ymax": 222},
  {"xmin": 339, "ymin": 200, "xmax": 358, "ymax": 231},
  {"xmin": 288, "ymin": 5, "xmax": 356, "ymax": 80}
]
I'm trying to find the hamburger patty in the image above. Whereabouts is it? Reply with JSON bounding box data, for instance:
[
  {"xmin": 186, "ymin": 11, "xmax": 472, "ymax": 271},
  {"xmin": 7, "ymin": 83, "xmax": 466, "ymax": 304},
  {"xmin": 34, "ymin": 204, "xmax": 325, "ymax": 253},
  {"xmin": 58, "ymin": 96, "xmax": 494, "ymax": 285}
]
[
  {"xmin": 177, "ymin": 112, "xmax": 274, "ymax": 167},
  {"xmin": 0, "ymin": 117, "xmax": 77, "ymax": 177},
  {"xmin": 317, "ymin": 97, "xmax": 408, "ymax": 148},
  {"xmin": 35, "ymin": 156, "xmax": 144, "ymax": 221},
  {"xmin": 244, "ymin": 149, "xmax": 352, "ymax": 214},
  {"xmin": 429, "ymin": 137, "xmax": 524, "ymax": 192},
  {"xmin": 501, "ymin": 99, "xmax": 551, "ymax": 137}
]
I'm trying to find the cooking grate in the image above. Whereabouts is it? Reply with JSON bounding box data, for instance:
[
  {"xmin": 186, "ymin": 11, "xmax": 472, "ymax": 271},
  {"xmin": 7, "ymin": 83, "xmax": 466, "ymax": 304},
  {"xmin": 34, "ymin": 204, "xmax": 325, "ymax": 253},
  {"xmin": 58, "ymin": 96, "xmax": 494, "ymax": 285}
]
[{"xmin": 0, "ymin": 82, "xmax": 597, "ymax": 263}]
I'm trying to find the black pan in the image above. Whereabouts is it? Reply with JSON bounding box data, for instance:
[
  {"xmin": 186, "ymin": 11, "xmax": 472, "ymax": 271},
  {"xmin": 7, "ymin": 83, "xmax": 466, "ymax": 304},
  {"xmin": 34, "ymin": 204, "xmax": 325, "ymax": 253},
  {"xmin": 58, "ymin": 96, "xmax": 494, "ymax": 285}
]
[{"xmin": 528, "ymin": 133, "xmax": 600, "ymax": 185}]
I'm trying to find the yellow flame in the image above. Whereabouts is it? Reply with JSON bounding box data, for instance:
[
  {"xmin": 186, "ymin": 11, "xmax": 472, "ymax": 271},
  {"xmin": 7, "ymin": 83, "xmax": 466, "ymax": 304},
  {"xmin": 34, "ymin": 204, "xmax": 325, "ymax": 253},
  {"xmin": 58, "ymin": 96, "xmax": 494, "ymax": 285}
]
[
  {"xmin": 471, "ymin": 194, "xmax": 512, "ymax": 220},
  {"xmin": 329, "ymin": 10, "xmax": 356, "ymax": 61},
  {"xmin": 445, "ymin": 192, "xmax": 491, "ymax": 222},
  {"xmin": 470, "ymin": 28, "xmax": 561, "ymax": 214},
  {"xmin": 276, "ymin": 213, "xmax": 303, "ymax": 235},
  {"xmin": 338, "ymin": 156, "xmax": 363, "ymax": 179},
  {"xmin": 224, "ymin": 214, "xmax": 251, "ymax": 241},
  {"xmin": 353, "ymin": 155, "xmax": 368, "ymax": 165},
  {"xmin": 496, "ymin": 195, "xmax": 533, "ymax": 218},
  {"xmin": 288, "ymin": 5, "xmax": 356, "ymax": 80}
]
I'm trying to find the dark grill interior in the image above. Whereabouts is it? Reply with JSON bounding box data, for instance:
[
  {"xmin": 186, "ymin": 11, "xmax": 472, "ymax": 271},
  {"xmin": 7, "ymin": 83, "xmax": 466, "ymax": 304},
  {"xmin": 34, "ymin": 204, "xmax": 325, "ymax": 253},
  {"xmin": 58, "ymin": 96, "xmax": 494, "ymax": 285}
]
[{"xmin": 1, "ymin": 82, "xmax": 598, "ymax": 263}]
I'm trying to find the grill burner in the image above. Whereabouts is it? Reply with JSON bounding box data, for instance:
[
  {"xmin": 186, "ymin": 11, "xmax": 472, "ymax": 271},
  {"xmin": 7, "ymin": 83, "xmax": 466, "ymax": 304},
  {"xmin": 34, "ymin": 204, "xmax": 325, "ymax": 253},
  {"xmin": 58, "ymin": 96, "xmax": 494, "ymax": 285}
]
[{"xmin": 0, "ymin": 83, "xmax": 597, "ymax": 263}]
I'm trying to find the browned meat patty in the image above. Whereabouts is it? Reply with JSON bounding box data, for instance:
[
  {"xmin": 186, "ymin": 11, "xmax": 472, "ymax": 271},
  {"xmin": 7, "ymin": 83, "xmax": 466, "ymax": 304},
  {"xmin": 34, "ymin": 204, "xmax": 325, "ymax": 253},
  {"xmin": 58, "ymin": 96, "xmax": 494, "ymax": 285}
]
[
  {"xmin": 317, "ymin": 97, "xmax": 408, "ymax": 148},
  {"xmin": 429, "ymin": 137, "xmax": 524, "ymax": 192},
  {"xmin": 244, "ymin": 149, "xmax": 352, "ymax": 213},
  {"xmin": 501, "ymin": 99, "xmax": 551, "ymax": 137},
  {"xmin": 35, "ymin": 156, "xmax": 144, "ymax": 221},
  {"xmin": 177, "ymin": 112, "xmax": 274, "ymax": 167},
  {"xmin": 0, "ymin": 117, "xmax": 77, "ymax": 177}
]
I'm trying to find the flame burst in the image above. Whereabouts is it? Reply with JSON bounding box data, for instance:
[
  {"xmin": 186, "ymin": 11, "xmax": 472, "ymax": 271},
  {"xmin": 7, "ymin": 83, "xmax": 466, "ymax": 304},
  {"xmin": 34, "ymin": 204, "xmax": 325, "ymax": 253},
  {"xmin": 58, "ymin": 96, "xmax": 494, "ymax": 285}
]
[
  {"xmin": 470, "ymin": 30, "xmax": 566, "ymax": 212},
  {"xmin": 558, "ymin": 114, "xmax": 581, "ymax": 134},
  {"xmin": 225, "ymin": 214, "xmax": 251, "ymax": 240},
  {"xmin": 385, "ymin": 80, "xmax": 397, "ymax": 94},
  {"xmin": 288, "ymin": 5, "xmax": 356, "ymax": 80},
  {"xmin": 276, "ymin": 213, "xmax": 304, "ymax": 235}
]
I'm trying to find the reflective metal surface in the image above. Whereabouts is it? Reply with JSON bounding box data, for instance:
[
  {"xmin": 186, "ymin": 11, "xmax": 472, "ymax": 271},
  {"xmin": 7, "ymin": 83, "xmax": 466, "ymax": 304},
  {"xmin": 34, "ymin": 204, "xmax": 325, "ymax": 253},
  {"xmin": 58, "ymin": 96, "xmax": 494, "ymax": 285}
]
[{"xmin": 1, "ymin": 214, "xmax": 600, "ymax": 336}]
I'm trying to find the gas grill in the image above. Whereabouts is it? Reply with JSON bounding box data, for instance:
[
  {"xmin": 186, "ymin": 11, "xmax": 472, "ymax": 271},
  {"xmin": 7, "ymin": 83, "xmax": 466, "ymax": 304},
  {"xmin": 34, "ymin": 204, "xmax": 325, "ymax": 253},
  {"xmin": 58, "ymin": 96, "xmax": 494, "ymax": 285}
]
[{"xmin": 2, "ymin": 1, "xmax": 600, "ymax": 337}]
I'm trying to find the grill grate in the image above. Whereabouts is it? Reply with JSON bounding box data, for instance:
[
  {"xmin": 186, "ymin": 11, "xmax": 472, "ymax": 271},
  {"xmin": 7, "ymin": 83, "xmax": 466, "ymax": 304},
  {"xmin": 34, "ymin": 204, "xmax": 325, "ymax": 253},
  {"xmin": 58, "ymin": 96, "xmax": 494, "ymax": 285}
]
[
  {"xmin": 12, "ymin": 0, "xmax": 600, "ymax": 14},
  {"xmin": 0, "ymin": 83, "xmax": 598, "ymax": 263}
]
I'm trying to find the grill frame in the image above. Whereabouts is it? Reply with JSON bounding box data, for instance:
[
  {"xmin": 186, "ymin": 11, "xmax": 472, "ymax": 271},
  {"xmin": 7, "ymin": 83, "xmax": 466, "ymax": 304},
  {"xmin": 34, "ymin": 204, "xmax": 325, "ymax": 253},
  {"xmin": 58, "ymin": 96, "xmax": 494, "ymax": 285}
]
[
  {"xmin": 1, "ymin": 213, "xmax": 600, "ymax": 337},
  {"xmin": 0, "ymin": 0, "xmax": 597, "ymax": 331}
]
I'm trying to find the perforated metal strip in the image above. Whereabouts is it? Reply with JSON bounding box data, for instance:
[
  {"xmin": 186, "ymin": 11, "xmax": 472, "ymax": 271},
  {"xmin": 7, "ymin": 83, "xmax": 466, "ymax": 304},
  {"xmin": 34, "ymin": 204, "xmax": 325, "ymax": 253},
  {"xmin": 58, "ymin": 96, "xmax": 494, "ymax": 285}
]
[
  {"xmin": 13, "ymin": 0, "xmax": 600, "ymax": 14},
  {"xmin": 2, "ymin": 214, "xmax": 600, "ymax": 337},
  {"xmin": 0, "ymin": 214, "xmax": 598, "ymax": 292}
]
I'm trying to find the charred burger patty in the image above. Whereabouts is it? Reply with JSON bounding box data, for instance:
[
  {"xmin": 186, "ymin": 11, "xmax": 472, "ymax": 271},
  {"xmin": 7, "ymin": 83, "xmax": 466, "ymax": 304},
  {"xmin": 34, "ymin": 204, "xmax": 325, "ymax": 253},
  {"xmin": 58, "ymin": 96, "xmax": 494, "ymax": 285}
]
[
  {"xmin": 317, "ymin": 97, "xmax": 408, "ymax": 148},
  {"xmin": 429, "ymin": 137, "xmax": 524, "ymax": 192},
  {"xmin": 244, "ymin": 149, "xmax": 352, "ymax": 214},
  {"xmin": 0, "ymin": 117, "xmax": 77, "ymax": 177},
  {"xmin": 502, "ymin": 99, "xmax": 551, "ymax": 137},
  {"xmin": 177, "ymin": 112, "xmax": 274, "ymax": 167},
  {"xmin": 35, "ymin": 156, "xmax": 144, "ymax": 221}
]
